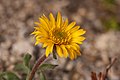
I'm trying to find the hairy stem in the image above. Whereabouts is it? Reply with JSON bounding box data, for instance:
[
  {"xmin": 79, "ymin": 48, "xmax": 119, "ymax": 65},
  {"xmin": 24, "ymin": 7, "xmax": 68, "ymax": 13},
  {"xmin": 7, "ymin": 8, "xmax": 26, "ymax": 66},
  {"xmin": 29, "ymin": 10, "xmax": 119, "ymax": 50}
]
[{"xmin": 28, "ymin": 54, "xmax": 47, "ymax": 80}]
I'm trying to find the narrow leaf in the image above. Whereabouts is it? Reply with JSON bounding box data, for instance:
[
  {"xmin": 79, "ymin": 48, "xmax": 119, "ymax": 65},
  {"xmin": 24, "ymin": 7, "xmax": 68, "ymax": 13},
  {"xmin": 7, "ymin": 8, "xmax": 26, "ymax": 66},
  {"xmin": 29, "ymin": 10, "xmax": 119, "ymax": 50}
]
[
  {"xmin": 14, "ymin": 63, "xmax": 28, "ymax": 74},
  {"xmin": 23, "ymin": 53, "xmax": 32, "ymax": 68},
  {"xmin": 2, "ymin": 72, "xmax": 20, "ymax": 80},
  {"xmin": 40, "ymin": 64, "xmax": 58, "ymax": 71}
]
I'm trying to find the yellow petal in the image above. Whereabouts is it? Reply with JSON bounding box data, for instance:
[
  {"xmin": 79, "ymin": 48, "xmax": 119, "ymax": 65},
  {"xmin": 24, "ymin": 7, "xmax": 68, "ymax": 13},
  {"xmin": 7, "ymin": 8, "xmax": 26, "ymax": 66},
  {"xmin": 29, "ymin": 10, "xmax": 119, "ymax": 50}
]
[
  {"xmin": 65, "ymin": 22, "xmax": 76, "ymax": 31},
  {"xmin": 73, "ymin": 50, "xmax": 77, "ymax": 59},
  {"xmin": 60, "ymin": 45, "xmax": 68, "ymax": 58},
  {"xmin": 69, "ymin": 49, "xmax": 74, "ymax": 60},
  {"xmin": 50, "ymin": 44, "xmax": 54, "ymax": 53},
  {"xmin": 35, "ymin": 41, "xmax": 39, "ymax": 45},
  {"xmin": 72, "ymin": 36, "xmax": 85, "ymax": 44},
  {"xmin": 75, "ymin": 50, "xmax": 81, "ymax": 56},
  {"xmin": 36, "ymin": 36, "xmax": 41, "ymax": 40},
  {"xmin": 70, "ymin": 45, "xmax": 78, "ymax": 51},
  {"xmin": 33, "ymin": 26, "xmax": 41, "ymax": 31},
  {"xmin": 45, "ymin": 44, "xmax": 54, "ymax": 57},
  {"xmin": 39, "ymin": 18, "xmax": 49, "ymax": 31},
  {"xmin": 49, "ymin": 13, "xmax": 55, "ymax": 28},
  {"xmin": 38, "ymin": 38, "xmax": 47, "ymax": 43},
  {"xmin": 41, "ymin": 14, "xmax": 50, "ymax": 25},
  {"xmin": 73, "ymin": 36, "xmax": 85, "ymax": 41},
  {"xmin": 56, "ymin": 45, "xmax": 63, "ymax": 57},
  {"xmin": 36, "ymin": 23, "xmax": 47, "ymax": 32},
  {"xmin": 34, "ymin": 22, "xmax": 40, "ymax": 25},
  {"xmin": 72, "ymin": 37, "xmax": 85, "ymax": 44},
  {"xmin": 42, "ymin": 42, "xmax": 50, "ymax": 48},
  {"xmin": 62, "ymin": 18, "xmax": 68, "ymax": 28},
  {"xmin": 42, "ymin": 39, "xmax": 54, "ymax": 48},
  {"xmin": 34, "ymin": 27, "xmax": 48, "ymax": 37},
  {"xmin": 71, "ymin": 29, "xmax": 86, "ymax": 37},
  {"xmin": 66, "ymin": 46, "xmax": 74, "ymax": 60},
  {"xmin": 31, "ymin": 31, "xmax": 41, "ymax": 35},
  {"xmin": 57, "ymin": 12, "xmax": 62, "ymax": 28},
  {"xmin": 67, "ymin": 44, "xmax": 79, "ymax": 59},
  {"xmin": 71, "ymin": 43, "xmax": 80, "ymax": 50},
  {"xmin": 70, "ymin": 26, "xmax": 80, "ymax": 33}
]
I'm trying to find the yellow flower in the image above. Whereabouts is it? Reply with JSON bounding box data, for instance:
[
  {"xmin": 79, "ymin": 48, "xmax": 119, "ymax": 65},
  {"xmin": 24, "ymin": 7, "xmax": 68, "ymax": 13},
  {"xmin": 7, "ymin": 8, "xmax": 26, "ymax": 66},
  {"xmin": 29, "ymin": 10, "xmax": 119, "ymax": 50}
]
[{"xmin": 32, "ymin": 12, "xmax": 86, "ymax": 60}]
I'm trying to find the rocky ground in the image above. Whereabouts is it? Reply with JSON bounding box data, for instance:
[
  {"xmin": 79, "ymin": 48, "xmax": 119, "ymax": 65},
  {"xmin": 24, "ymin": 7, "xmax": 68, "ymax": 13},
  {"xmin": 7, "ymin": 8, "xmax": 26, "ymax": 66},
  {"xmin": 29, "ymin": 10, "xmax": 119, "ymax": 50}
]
[{"xmin": 0, "ymin": 0, "xmax": 120, "ymax": 80}]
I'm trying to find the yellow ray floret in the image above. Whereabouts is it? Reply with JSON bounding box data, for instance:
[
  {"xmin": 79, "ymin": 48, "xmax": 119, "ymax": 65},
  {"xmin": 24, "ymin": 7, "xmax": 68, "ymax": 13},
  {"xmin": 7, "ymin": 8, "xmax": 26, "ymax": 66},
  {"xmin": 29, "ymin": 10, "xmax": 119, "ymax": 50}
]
[{"xmin": 32, "ymin": 12, "xmax": 86, "ymax": 60}]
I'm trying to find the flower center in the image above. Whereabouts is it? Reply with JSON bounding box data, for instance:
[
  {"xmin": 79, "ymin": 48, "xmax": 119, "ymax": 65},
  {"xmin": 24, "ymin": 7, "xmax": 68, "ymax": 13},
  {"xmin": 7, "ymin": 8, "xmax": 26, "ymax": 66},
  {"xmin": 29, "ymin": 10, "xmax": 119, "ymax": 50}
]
[
  {"xmin": 55, "ymin": 31, "xmax": 65, "ymax": 39},
  {"xmin": 50, "ymin": 29, "xmax": 70, "ymax": 45}
]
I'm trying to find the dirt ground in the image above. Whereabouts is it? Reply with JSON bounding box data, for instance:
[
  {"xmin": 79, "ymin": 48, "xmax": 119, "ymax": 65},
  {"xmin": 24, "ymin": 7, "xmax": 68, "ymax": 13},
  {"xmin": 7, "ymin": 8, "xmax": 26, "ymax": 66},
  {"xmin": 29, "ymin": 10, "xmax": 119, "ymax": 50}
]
[{"xmin": 0, "ymin": 0, "xmax": 120, "ymax": 80}]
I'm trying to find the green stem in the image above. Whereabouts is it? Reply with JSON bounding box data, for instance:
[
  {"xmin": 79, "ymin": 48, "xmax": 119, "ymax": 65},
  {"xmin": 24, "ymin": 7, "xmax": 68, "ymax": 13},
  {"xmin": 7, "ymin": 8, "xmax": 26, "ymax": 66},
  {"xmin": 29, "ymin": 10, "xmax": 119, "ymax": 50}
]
[{"xmin": 28, "ymin": 54, "xmax": 47, "ymax": 80}]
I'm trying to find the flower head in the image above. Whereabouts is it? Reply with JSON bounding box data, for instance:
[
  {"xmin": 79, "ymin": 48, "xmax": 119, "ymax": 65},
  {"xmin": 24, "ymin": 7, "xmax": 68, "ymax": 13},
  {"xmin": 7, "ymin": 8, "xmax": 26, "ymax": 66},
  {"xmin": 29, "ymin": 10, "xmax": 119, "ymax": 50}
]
[{"xmin": 32, "ymin": 12, "xmax": 86, "ymax": 60}]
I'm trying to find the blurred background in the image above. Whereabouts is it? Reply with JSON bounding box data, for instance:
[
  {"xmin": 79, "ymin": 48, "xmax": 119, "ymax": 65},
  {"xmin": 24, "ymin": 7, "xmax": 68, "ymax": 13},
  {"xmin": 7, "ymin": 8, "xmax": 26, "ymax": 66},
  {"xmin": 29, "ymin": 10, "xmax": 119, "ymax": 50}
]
[{"xmin": 0, "ymin": 0, "xmax": 120, "ymax": 80}]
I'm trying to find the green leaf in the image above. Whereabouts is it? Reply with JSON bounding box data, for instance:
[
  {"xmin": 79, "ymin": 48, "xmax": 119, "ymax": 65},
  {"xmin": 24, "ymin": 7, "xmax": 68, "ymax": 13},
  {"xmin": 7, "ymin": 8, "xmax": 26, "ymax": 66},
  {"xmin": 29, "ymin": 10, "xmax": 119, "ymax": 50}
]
[
  {"xmin": 23, "ymin": 53, "xmax": 32, "ymax": 80},
  {"xmin": 23, "ymin": 53, "xmax": 32, "ymax": 68},
  {"xmin": 39, "ymin": 72, "xmax": 46, "ymax": 80},
  {"xmin": 14, "ymin": 63, "xmax": 28, "ymax": 74},
  {"xmin": 40, "ymin": 64, "xmax": 58, "ymax": 71},
  {"xmin": 2, "ymin": 72, "xmax": 20, "ymax": 80}
]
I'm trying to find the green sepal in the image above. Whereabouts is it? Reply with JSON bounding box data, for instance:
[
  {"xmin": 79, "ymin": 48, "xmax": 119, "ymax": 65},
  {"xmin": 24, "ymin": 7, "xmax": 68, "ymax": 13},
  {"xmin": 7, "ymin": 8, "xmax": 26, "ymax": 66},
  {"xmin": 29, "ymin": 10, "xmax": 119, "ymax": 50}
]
[
  {"xmin": 53, "ymin": 49, "xmax": 57, "ymax": 59},
  {"xmin": 53, "ymin": 52, "xmax": 57, "ymax": 59}
]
